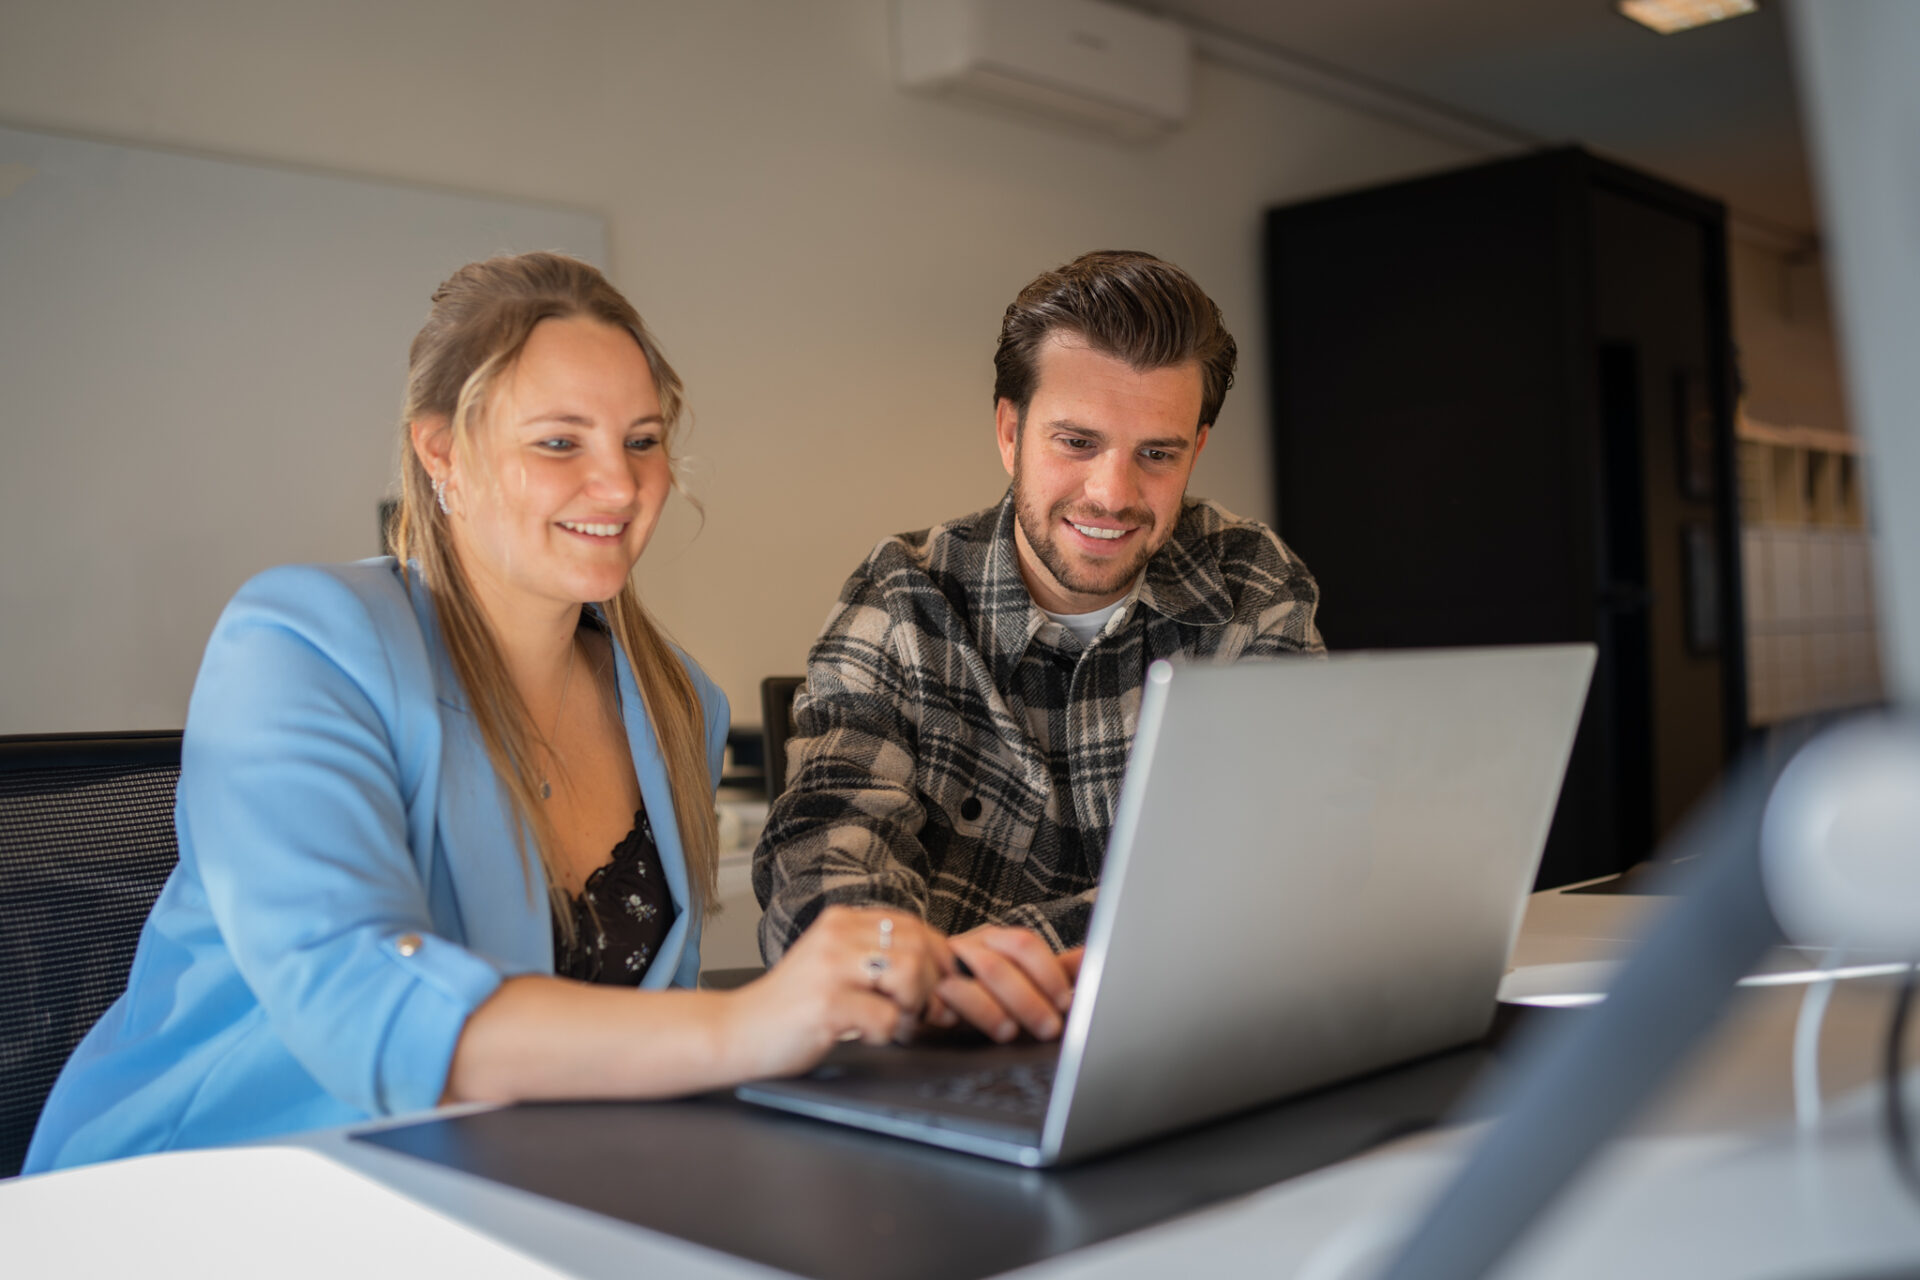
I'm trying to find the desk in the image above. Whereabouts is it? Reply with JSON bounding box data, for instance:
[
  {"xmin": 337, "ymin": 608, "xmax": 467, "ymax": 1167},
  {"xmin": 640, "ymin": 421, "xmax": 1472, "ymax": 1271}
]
[{"xmin": 8, "ymin": 885, "xmax": 1920, "ymax": 1279}]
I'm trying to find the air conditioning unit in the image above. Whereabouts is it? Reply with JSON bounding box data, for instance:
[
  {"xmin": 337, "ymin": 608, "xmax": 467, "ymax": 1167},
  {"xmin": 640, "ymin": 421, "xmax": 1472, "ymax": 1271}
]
[{"xmin": 893, "ymin": 0, "xmax": 1194, "ymax": 142}]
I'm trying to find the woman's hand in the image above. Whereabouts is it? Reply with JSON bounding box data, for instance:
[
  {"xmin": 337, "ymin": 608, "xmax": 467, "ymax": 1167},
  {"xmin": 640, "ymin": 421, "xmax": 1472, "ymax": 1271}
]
[{"xmin": 722, "ymin": 906, "xmax": 953, "ymax": 1080}]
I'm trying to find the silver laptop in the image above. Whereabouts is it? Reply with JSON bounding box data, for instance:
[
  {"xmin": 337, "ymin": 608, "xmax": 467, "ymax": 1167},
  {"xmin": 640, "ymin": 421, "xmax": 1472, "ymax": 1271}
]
[{"xmin": 737, "ymin": 644, "xmax": 1596, "ymax": 1167}]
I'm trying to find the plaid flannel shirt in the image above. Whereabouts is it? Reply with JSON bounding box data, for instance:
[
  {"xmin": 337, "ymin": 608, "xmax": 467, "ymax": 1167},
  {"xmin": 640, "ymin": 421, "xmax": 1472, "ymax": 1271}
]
[{"xmin": 752, "ymin": 490, "xmax": 1324, "ymax": 960}]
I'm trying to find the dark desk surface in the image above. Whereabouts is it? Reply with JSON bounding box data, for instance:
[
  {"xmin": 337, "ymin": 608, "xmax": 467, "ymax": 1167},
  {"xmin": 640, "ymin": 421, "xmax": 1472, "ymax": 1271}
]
[{"xmin": 358, "ymin": 1043, "xmax": 1500, "ymax": 1280}]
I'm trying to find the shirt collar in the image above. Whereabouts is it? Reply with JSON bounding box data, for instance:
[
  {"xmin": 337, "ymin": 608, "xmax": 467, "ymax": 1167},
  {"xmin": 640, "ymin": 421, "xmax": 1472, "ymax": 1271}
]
[
  {"xmin": 1136, "ymin": 500, "xmax": 1234, "ymax": 628},
  {"xmin": 969, "ymin": 494, "xmax": 1050, "ymax": 696}
]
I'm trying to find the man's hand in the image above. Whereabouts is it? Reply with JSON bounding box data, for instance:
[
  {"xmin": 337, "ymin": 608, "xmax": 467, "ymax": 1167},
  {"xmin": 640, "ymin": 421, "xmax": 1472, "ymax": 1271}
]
[{"xmin": 926, "ymin": 926, "xmax": 1085, "ymax": 1042}]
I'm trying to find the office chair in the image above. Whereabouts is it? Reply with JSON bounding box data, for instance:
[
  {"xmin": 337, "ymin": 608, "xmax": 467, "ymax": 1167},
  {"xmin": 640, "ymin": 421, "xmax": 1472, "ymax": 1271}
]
[
  {"xmin": 0, "ymin": 732, "xmax": 182, "ymax": 1178},
  {"xmin": 759, "ymin": 675, "xmax": 806, "ymax": 801},
  {"xmin": 693, "ymin": 678, "xmax": 806, "ymax": 994}
]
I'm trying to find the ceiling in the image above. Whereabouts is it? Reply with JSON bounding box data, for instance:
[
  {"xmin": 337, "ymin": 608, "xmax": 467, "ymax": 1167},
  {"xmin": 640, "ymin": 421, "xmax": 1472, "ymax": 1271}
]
[{"xmin": 1142, "ymin": 0, "xmax": 1815, "ymax": 242}]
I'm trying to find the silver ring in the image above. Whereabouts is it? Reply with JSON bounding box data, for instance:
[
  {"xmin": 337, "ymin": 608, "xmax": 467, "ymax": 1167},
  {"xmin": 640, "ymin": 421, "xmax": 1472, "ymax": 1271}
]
[
  {"xmin": 877, "ymin": 916, "xmax": 894, "ymax": 951},
  {"xmin": 862, "ymin": 952, "xmax": 891, "ymax": 983}
]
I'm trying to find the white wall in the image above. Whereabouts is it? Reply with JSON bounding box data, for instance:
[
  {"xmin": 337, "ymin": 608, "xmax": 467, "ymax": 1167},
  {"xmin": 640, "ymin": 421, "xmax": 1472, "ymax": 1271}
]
[
  {"xmin": 1728, "ymin": 239, "xmax": 1851, "ymax": 433},
  {"xmin": 0, "ymin": 0, "xmax": 1478, "ymax": 727},
  {"xmin": 0, "ymin": 124, "xmax": 609, "ymax": 733}
]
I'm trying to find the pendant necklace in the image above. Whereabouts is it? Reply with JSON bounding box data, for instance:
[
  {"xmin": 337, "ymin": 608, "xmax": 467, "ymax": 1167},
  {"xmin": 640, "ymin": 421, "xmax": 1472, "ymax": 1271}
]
[{"xmin": 540, "ymin": 635, "xmax": 578, "ymax": 802}]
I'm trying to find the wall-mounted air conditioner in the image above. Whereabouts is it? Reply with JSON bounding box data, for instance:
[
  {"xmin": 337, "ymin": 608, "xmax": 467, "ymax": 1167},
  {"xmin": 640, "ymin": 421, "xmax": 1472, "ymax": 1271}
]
[{"xmin": 893, "ymin": 0, "xmax": 1194, "ymax": 142}]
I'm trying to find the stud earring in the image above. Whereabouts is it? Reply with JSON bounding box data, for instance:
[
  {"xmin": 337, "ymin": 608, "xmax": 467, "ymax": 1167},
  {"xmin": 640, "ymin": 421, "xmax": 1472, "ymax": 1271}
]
[{"xmin": 433, "ymin": 476, "xmax": 451, "ymax": 516}]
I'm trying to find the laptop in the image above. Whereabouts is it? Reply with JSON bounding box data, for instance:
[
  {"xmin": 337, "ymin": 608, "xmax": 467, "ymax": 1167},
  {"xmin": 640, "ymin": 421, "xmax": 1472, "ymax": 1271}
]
[{"xmin": 737, "ymin": 645, "xmax": 1596, "ymax": 1167}]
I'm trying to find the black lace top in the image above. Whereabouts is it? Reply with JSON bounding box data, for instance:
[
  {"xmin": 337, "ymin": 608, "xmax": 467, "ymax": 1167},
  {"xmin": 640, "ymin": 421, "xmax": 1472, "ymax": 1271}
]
[{"xmin": 552, "ymin": 806, "xmax": 677, "ymax": 985}]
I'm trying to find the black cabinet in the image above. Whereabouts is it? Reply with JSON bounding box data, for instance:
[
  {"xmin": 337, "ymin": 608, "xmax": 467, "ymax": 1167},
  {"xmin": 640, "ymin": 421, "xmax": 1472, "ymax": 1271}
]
[{"xmin": 1265, "ymin": 147, "xmax": 1746, "ymax": 889}]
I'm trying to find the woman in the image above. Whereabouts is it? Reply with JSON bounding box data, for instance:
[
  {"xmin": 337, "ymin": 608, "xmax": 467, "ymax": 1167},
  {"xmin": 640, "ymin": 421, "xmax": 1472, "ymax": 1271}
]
[{"xmin": 25, "ymin": 253, "xmax": 948, "ymax": 1173}]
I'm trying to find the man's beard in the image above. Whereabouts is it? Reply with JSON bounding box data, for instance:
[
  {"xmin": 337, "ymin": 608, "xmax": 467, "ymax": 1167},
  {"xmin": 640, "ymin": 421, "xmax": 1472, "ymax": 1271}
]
[{"xmin": 1012, "ymin": 467, "xmax": 1160, "ymax": 603}]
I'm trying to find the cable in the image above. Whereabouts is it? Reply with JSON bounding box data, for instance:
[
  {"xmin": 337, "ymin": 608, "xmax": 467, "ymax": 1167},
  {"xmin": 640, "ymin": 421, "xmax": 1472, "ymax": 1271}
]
[
  {"xmin": 1885, "ymin": 963, "xmax": 1920, "ymax": 1208},
  {"xmin": 1793, "ymin": 963, "xmax": 1839, "ymax": 1132}
]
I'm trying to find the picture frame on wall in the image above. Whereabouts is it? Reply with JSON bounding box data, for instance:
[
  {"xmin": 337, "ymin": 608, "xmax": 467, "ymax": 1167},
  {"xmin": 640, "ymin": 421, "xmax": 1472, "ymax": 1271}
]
[
  {"xmin": 1674, "ymin": 369, "xmax": 1718, "ymax": 501},
  {"xmin": 1682, "ymin": 521, "xmax": 1722, "ymax": 655}
]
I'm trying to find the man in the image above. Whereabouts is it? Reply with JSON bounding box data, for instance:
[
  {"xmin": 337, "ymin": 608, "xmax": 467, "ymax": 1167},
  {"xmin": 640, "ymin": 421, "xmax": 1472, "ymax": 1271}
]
[{"xmin": 753, "ymin": 250, "xmax": 1323, "ymax": 1042}]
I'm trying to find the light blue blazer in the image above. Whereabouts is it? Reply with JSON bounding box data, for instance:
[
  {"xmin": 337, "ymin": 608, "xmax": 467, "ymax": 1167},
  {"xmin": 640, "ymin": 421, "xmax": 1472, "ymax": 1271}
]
[{"xmin": 25, "ymin": 559, "xmax": 728, "ymax": 1173}]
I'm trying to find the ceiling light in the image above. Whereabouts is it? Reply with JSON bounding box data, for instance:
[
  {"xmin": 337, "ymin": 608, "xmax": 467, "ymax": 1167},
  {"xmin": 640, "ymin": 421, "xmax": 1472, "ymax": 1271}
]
[{"xmin": 1617, "ymin": 0, "xmax": 1759, "ymax": 35}]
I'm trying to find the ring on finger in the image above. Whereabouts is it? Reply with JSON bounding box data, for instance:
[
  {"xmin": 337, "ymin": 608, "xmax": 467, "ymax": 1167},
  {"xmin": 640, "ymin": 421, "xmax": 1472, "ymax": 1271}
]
[
  {"xmin": 877, "ymin": 916, "xmax": 894, "ymax": 952},
  {"xmin": 862, "ymin": 952, "xmax": 891, "ymax": 984}
]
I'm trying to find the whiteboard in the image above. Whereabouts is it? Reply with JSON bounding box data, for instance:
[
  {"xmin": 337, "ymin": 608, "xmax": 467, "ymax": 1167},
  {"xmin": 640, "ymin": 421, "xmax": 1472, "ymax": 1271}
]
[{"xmin": 0, "ymin": 125, "xmax": 607, "ymax": 732}]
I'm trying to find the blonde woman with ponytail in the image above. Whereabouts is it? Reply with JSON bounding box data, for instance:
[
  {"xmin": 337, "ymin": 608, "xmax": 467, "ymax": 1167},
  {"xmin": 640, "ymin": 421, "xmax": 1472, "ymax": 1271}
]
[{"xmin": 26, "ymin": 253, "xmax": 951, "ymax": 1174}]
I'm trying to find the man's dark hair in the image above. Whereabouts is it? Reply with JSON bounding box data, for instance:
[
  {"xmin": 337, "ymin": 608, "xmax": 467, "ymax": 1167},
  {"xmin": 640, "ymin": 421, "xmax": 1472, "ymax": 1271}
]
[{"xmin": 992, "ymin": 250, "xmax": 1237, "ymax": 429}]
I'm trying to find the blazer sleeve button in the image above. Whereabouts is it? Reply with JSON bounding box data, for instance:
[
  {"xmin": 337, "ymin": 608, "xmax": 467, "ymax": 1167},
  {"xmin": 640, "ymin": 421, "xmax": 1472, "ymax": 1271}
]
[{"xmin": 395, "ymin": 933, "xmax": 423, "ymax": 957}]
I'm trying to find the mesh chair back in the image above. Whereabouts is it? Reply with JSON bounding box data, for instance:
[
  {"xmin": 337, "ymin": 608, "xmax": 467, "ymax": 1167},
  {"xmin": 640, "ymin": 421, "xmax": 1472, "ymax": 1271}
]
[
  {"xmin": 0, "ymin": 732, "xmax": 182, "ymax": 1178},
  {"xmin": 759, "ymin": 676, "xmax": 806, "ymax": 800}
]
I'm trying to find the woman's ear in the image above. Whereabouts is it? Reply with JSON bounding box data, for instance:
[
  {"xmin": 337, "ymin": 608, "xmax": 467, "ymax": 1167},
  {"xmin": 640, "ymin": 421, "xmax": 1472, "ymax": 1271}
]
[{"xmin": 410, "ymin": 415, "xmax": 453, "ymax": 480}]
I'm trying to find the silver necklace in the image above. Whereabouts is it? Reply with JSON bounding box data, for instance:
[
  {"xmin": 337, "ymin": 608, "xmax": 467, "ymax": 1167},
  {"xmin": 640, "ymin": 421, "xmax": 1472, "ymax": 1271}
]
[{"xmin": 540, "ymin": 635, "xmax": 579, "ymax": 802}]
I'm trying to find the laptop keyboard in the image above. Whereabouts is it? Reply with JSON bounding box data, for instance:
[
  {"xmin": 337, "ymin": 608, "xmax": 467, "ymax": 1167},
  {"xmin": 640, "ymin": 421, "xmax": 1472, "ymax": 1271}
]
[{"xmin": 915, "ymin": 1060, "xmax": 1058, "ymax": 1119}]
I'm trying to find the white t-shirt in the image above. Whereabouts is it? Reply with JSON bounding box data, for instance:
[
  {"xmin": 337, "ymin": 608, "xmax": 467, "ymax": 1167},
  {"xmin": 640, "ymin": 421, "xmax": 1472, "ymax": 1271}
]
[{"xmin": 1040, "ymin": 596, "xmax": 1129, "ymax": 647}]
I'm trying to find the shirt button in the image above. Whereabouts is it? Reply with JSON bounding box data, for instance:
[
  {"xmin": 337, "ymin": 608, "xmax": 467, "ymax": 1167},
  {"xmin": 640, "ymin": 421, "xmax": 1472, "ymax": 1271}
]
[
  {"xmin": 960, "ymin": 796, "xmax": 983, "ymax": 821},
  {"xmin": 395, "ymin": 933, "xmax": 423, "ymax": 957}
]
